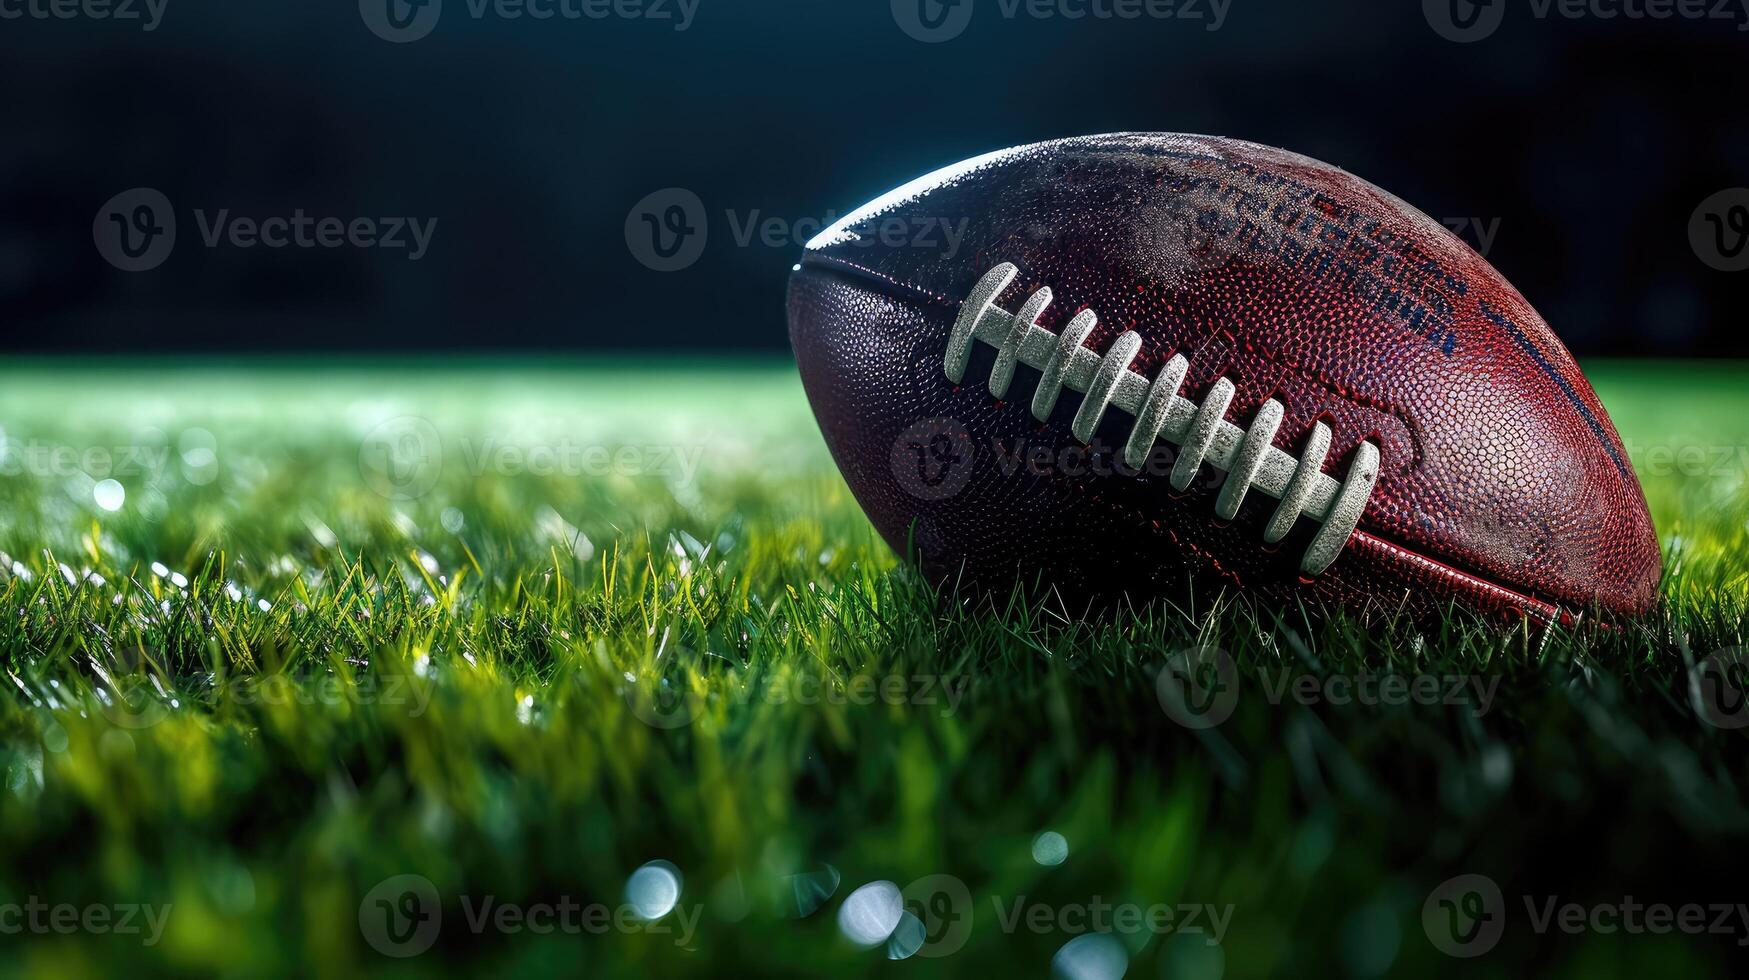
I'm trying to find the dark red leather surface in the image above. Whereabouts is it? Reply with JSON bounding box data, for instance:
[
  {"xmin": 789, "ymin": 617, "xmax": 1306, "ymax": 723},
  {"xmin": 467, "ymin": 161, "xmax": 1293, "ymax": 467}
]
[{"xmin": 788, "ymin": 134, "xmax": 1661, "ymax": 620}]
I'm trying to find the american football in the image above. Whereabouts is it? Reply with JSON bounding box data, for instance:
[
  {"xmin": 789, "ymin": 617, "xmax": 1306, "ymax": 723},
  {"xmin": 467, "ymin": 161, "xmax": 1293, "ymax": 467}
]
[
  {"xmin": 18, "ymin": 7, "xmax": 1749, "ymax": 976},
  {"xmin": 789, "ymin": 134, "xmax": 1661, "ymax": 623}
]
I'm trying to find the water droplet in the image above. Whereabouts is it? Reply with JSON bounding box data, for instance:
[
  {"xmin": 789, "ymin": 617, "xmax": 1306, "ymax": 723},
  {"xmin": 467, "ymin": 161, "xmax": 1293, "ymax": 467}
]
[
  {"xmin": 886, "ymin": 911, "xmax": 926, "ymax": 960},
  {"xmin": 1052, "ymin": 933, "xmax": 1128, "ymax": 980},
  {"xmin": 626, "ymin": 860, "xmax": 683, "ymax": 921},
  {"xmin": 1033, "ymin": 830, "xmax": 1069, "ymax": 867},
  {"xmin": 838, "ymin": 880, "xmax": 903, "ymax": 948},
  {"xmin": 93, "ymin": 479, "xmax": 125, "ymax": 512}
]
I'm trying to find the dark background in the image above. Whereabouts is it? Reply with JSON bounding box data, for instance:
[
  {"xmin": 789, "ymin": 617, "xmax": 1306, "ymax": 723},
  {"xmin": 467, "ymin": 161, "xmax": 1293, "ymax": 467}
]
[{"xmin": 3, "ymin": 0, "xmax": 1745, "ymax": 355}]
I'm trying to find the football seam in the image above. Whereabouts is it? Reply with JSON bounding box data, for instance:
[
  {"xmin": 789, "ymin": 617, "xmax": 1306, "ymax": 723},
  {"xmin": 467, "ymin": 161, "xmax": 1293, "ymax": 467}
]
[
  {"xmin": 941, "ymin": 262, "xmax": 1382, "ymax": 577},
  {"xmin": 794, "ymin": 254, "xmax": 1612, "ymax": 619}
]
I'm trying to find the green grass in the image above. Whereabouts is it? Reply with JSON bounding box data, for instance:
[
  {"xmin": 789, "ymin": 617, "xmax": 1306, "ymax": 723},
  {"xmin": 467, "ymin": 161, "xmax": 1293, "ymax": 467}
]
[{"xmin": 0, "ymin": 358, "xmax": 1746, "ymax": 979}]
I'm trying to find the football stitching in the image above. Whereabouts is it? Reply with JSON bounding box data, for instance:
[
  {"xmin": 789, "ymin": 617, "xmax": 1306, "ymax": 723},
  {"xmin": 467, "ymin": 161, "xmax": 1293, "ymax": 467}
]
[{"xmin": 945, "ymin": 262, "xmax": 1382, "ymax": 576}]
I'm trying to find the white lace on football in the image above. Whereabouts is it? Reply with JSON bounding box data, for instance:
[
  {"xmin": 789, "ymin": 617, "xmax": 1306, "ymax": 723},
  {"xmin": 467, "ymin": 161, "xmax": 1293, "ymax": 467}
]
[{"xmin": 944, "ymin": 263, "xmax": 1381, "ymax": 575}]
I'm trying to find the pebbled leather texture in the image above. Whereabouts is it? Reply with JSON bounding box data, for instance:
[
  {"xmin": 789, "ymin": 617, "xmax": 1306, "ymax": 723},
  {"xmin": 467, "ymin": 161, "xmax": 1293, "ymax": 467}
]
[{"xmin": 787, "ymin": 134, "xmax": 1661, "ymax": 622}]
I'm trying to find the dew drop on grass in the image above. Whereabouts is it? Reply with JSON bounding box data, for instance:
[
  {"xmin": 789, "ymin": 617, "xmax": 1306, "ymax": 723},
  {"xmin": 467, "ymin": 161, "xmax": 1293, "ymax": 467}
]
[
  {"xmin": 182, "ymin": 448, "xmax": 219, "ymax": 486},
  {"xmin": 206, "ymin": 861, "xmax": 257, "ymax": 914},
  {"xmin": 1051, "ymin": 933, "xmax": 1128, "ymax": 980},
  {"xmin": 837, "ymin": 881, "xmax": 903, "ymax": 948},
  {"xmin": 625, "ymin": 860, "xmax": 682, "ymax": 921},
  {"xmin": 93, "ymin": 479, "xmax": 125, "ymax": 512},
  {"xmin": 6, "ymin": 745, "xmax": 42, "ymax": 800},
  {"xmin": 886, "ymin": 911, "xmax": 926, "ymax": 960},
  {"xmin": 1032, "ymin": 830, "xmax": 1069, "ymax": 867},
  {"xmin": 782, "ymin": 864, "xmax": 841, "ymax": 918}
]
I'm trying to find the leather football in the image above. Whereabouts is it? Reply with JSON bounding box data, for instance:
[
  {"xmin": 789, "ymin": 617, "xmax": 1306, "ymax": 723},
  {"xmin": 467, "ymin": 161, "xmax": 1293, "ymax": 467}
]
[{"xmin": 787, "ymin": 134, "xmax": 1660, "ymax": 624}]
